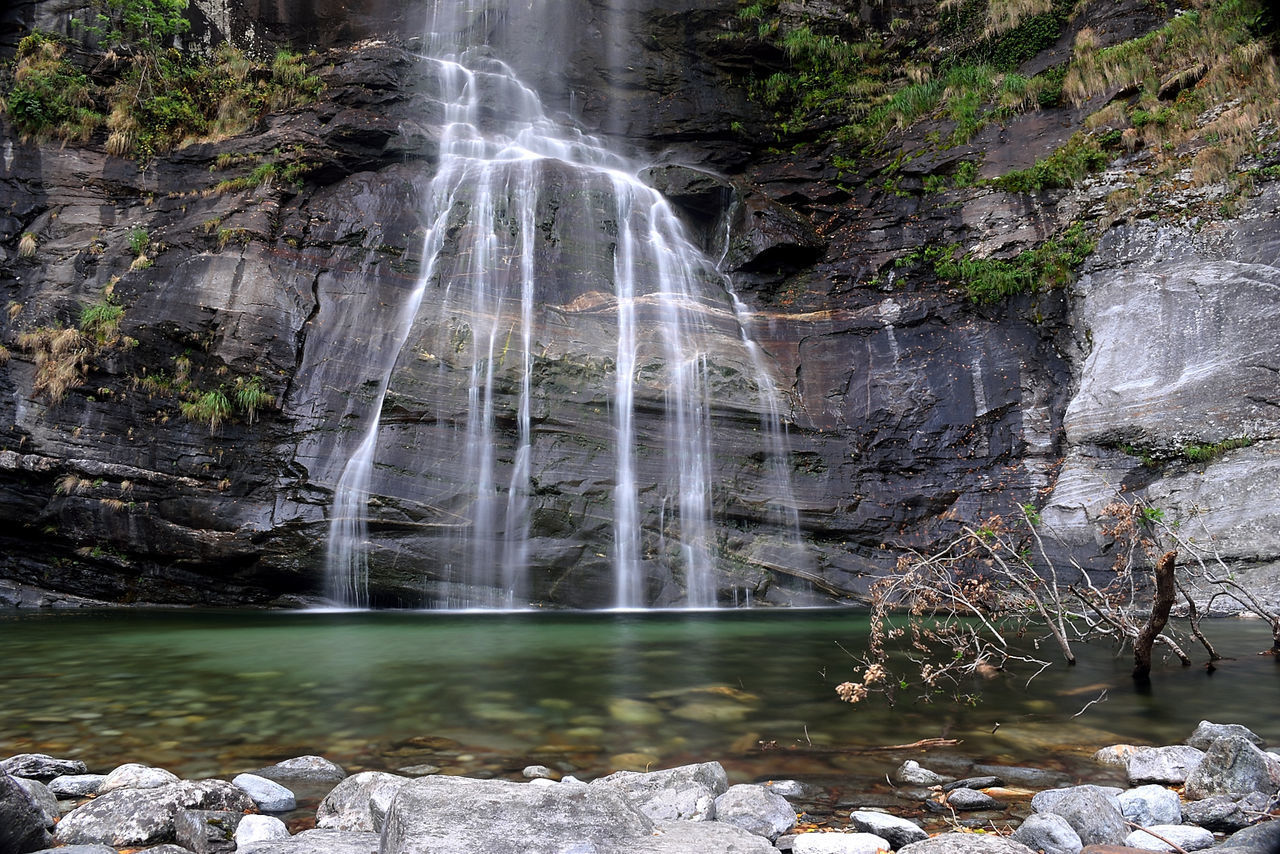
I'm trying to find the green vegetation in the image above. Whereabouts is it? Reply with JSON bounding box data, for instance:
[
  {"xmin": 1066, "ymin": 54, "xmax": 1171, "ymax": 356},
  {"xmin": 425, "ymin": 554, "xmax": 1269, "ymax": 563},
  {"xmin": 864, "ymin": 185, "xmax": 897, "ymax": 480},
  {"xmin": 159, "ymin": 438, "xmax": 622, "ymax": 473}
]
[
  {"xmin": 1122, "ymin": 437, "xmax": 1254, "ymax": 467},
  {"xmin": 138, "ymin": 354, "xmax": 275, "ymax": 431},
  {"xmin": 989, "ymin": 132, "xmax": 1114, "ymax": 193},
  {"xmin": 79, "ymin": 298, "xmax": 124, "ymax": 346},
  {"xmin": 2, "ymin": 1, "xmax": 324, "ymax": 162},
  {"xmin": 179, "ymin": 389, "xmax": 233, "ymax": 431}
]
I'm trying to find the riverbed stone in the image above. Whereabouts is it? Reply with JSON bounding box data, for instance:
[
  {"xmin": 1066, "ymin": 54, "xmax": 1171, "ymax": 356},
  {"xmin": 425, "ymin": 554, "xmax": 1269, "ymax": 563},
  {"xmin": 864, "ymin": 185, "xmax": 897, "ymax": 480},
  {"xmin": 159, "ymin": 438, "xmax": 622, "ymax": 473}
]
[
  {"xmin": 380, "ymin": 775, "xmax": 654, "ymax": 853},
  {"xmin": 592, "ymin": 761, "xmax": 728, "ymax": 822},
  {"xmin": 893, "ymin": 760, "xmax": 951, "ymax": 786},
  {"xmin": 1186, "ymin": 721, "xmax": 1265, "ymax": 751},
  {"xmin": 973, "ymin": 764, "xmax": 1069, "ymax": 787},
  {"xmin": 1117, "ymin": 785, "xmax": 1181, "ymax": 827},
  {"xmin": 12, "ymin": 777, "xmax": 58, "ymax": 828},
  {"xmin": 242, "ymin": 829, "xmax": 379, "ymax": 854},
  {"xmin": 47, "ymin": 774, "xmax": 108, "ymax": 797},
  {"xmin": 28, "ymin": 847, "xmax": 116, "ymax": 854},
  {"xmin": 1183, "ymin": 735, "xmax": 1280, "ymax": 799},
  {"xmin": 1181, "ymin": 790, "xmax": 1271, "ymax": 830},
  {"xmin": 945, "ymin": 787, "xmax": 1000, "ymax": 810},
  {"xmin": 1045, "ymin": 785, "xmax": 1129, "ymax": 847},
  {"xmin": 1121, "ymin": 824, "xmax": 1214, "ymax": 852},
  {"xmin": 1094, "ymin": 746, "xmax": 1140, "ymax": 768},
  {"xmin": 1033, "ymin": 786, "xmax": 1124, "ymax": 814},
  {"xmin": 714, "ymin": 783, "xmax": 797, "ymax": 841},
  {"xmin": 100, "ymin": 763, "xmax": 180, "ymax": 792},
  {"xmin": 316, "ymin": 771, "xmax": 410, "ymax": 832},
  {"xmin": 252, "ymin": 756, "xmax": 347, "ymax": 786},
  {"xmin": 849, "ymin": 810, "xmax": 929, "ymax": 847},
  {"xmin": 522, "ymin": 765, "xmax": 557, "ymax": 780},
  {"xmin": 764, "ymin": 780, "xmax": 816, "ymax": 799},
  {"xmin": 53, "ymin": 779, "xmax": 254, "ymax": 846},
  {"xmin": 944, "ymin": 776, "xmax": 1003, "ymax": 791},
  {"xmin": 792, "ymin": 831, "xmax": 891, "ymax": 854},
  {"xmin": 234, "ymin": 815, "xmax": 290, "ymax": 850},
  {"xmin": 1, "ymin": 754, "xmax": 88, "ymax": 781},
  {"xmin": 899, "ymin": 832, "xmax": 1039, "ymax": 854},
  {"xmin": 1217, "ymin": 820, "xmax": 1280, "ymax": 852},
  {"xmin": 174, "ymin": 809, "xmax": 242, "ymax": 854},
  {"xmin": 1, "ymin": 772, "xmax": 52, "ymax": 853},
  {"xmin": 1011, "ymin": 812, "xmax": 1083, "ymax": 854},
  {"xmin": 1126, "ymin": 747, "xmax": 1205, "ymax": 785},
  {"xmin": 232, "ymin": 773, "xmax": 296, "ymax": 812},
  {"xmin": 637, "ymin": 820, "xmax": 778, "ymax": 853}
]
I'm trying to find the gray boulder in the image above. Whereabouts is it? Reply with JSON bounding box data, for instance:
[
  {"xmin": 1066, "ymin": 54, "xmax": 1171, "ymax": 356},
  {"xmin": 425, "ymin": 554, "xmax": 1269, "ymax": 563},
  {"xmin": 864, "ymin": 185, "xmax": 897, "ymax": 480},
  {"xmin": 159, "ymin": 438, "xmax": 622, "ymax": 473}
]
[
  {"xmin": 1032, "ymin": 785, "xmax": 1123, "ymax": 815},
  {"xmin": 792, "ymin": 831, "xmax": 892, "ymax": 854},
  {"xmin": 636, "ymin": 820, "xmax": 778, "ymax": 853},
  {"xmin": 1, "ymin": 773, "xmax": 52, "ymax": 853},
  {"xmin": 899, "ymin": 833, "xmax": 1039, "ymax": 854},
  {"xmin": 12, "ymin": 778, "xmax": 58, "ymax": 828},
  {"xmin": 100, "ymin": 764, "xmax": 180, "ymax": 793},
  {"xmin": 315, "ymin": 771, "xmax": 410, "ymax": 832},
  {"xmin": 380, "ymin": 775, "xmax": 654, "ymax": 854},
  {"xmin": 1010, "ymin": 812, "xmax": 1082, "ymax": 854},
  {"xmin": 1184, "ymin": 735, "xmax": 1280, "ymax": 800},
  {"xmin": 242, "ymin": 829, "xmax": 378, "ymax": 854},
  {"xmin": 893, "ymin": 760, "xmax": 951, "ymax": 786},
  {"xmin": 234, "ymin": 814, "xmax": 291, "ymax": 850},
  {"xmin": 174, "ymin": 809, "xmax": 241, "ymax": 854},
  {"xmin": 591, "ymin": 762, "xmax": 727, "ymax": 822},
  {"xmin": 1045, "ymin": 784, "xmax": 1128, "ymax": 847},
  {"xmin": 713, "ymin": 784, "xmax": 797, "ymax": 841},
  {"xmin": 763, "ymin": 780, "xmax": 816, "ymax": 799},
  {"xmin": 53, "ymin": 779, "xmax": 254, "ymax": 847},
  {"xmin": 252, "ymin": 756, "xmax": 346, "ymax": 786},
  {"xmin": 1217, "ymin": 820, "xmax": 1280, "ymax": 853},
  {"xmin": 945, "ymin": 788, "xmax": 1000, "ymax": 810},
  {"xmin": 0, "ymin": 754, "xmax": 88, "ymax": 782},
  {"xmin": 28, "ymin": 847, "xmax": 116, "ymax": 854},
  {"xmin": 1122, "ymin": 824, "xmax": 1215, "ymax": 852},
  {"xmin": 233, "ymin": 773, "xmax": 297, "ymax": 813},
  {"xmin": 1127, "ymin": 746, "xmax": 1206, "ymax": 785},
  {"xmin": 1182, "ymin": 790, "xmax": 1271, "ymax": 831},
  {"xmin": 47, "ymin": 774, "xmax": 108, "ymax": 798},
  {"xmin": 849, "ymin": 810, "xmax": 929, "ymax": 848},
  {"xmin": 1186, "ymin": 721, "xmax": 1265, "ymax": 751},
  {"xmin": 1118, "ymin": 784, "xmax": 1182, "ymax": 827}
]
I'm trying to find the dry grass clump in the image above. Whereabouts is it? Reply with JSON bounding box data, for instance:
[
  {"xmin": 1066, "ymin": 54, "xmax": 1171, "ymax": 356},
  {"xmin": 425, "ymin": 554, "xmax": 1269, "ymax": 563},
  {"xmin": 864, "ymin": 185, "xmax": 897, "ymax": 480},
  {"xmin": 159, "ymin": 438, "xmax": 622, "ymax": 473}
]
[
  {"xmin": 985, "ymin": 0, "xmax": 1054, "ymax": 38},
  {"xmin": 17, "ymin": 327, "xmax": 91, "ymax": 404},
  {"xmin": 18, "ymin": 233, "xmax": 38, "ymax": 258}
]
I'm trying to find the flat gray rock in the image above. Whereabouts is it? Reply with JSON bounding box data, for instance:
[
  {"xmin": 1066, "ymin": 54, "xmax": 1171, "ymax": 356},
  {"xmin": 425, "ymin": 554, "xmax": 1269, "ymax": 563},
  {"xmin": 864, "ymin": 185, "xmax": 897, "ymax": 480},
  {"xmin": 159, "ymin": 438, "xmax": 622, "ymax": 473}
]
[
  {"xmin": 1217, "ymin": 820, "xmax": 1280, "ymax": 852},
  {"xmin": 972, "ymin": 764, "xmax": 1069, "ymax": 787},
  {"xmin": 252, "ymin": 755, "xmax": 347, "ymax": 786},
  {"xmin": 28, "ymin": 847, "xmax": 116, "ymax": 854},
  {"xmin": 100, "ymin": 763, "xmax": 180, "ymax": 792},
  {"xmin": 316, "ymin": 771, "xmax": 410, "ymax": 832},
  {"xmin": 246, "ymin": 829, "xmax": 379, "ymax": 854},
  {"xmin": 1010, "ymin": 812, "xmax": 1082, "ymax": 854},
  {"xmin": 792, "ymin": 831, "xmax": 892, "ymax": 854},
  {"xmin": 899, "ymin": 832, "xmax": 1039, "ymax": 854},
  {"xmin": 1032, "ymin": 785, "xmax": 1123, "ymax": 815},
  {"xmin": 0, "ymin": 754, "xmax": 88, "ymax": 781},
  {"xmin": 1186, "ymin": 721, "xmax": 1266, "ymax": 751},
  {"xmin": 1181, "ymin": 790, "xmax": 1271, "ymax": 831},
  {"xmin": 380, "ymin": 775, "xmax": 654, "ymax": 854},
  {"xmin": 47, "ymin": 774, "xmax": 108, "ymax": 798},
  {"xmin": 53, "ymin": 779, "xmax": 254, "ymax": 846},
  {"xmin": 945, "ymin": 787, "xmax": 1000, "ymax": 810},
  {"xmin": 1127, "ymin": 747, "xmax": 1206, "ymax": 786},
  {"xmin": 849, "ymin": 810, "xmax": 929, "ymax": 848},
  {"xmin": 634, "ymin": 820, "xmax": 778, "ymax": 853},
  {"xmin": 1184, "ymin": 735, "xmax": 1280, "ymax": 799},
  {"xmin": 1118, "ymin": 784, "xmax": 1182, "ymax": 827},
  {"xmin": 893, "ymin": 760, "xmax": 951, "ymax": 786},
  {"xmin": 1122, "ymin": 823, "xmax": 1215, "ymax": 852},
  {"xmin": 713, "ymin": 783, "xmax": 797, "ymax": 841}
]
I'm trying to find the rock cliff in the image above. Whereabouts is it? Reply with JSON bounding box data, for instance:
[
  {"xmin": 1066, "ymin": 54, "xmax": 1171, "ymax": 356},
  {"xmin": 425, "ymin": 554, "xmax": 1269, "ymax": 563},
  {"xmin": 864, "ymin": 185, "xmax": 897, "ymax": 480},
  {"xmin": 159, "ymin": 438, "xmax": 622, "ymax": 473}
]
[{"xmin": 1, "ymin": 0, "xmax": 1277, "ymax": 608}]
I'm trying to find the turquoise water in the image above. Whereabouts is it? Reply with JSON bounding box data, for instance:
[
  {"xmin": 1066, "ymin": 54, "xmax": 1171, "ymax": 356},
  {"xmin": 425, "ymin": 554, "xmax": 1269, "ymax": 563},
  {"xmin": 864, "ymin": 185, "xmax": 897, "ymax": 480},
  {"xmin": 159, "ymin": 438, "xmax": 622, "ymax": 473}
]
[{"xmin": 1, "ymin": 609, "xmax": 1276, "ymax": 784}]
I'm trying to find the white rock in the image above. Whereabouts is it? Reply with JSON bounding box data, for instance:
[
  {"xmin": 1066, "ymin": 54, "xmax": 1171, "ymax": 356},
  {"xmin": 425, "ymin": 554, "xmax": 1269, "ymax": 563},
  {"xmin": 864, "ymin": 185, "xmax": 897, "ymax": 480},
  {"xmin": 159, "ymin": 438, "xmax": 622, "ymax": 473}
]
[
  {"xmin": 793, "ymin": 831, "xmax": 892, "ymax": 854},
  {"xmin": 1123, "ymin": 824, "xmax": 1215, "ymax": 852},
  {"xmin": 235, "ymin": 814, "xmax": 290, "ymax": 850},
  {"xmin": 1118, "ymin": 784, "xmax": 1181, "ymax": 827},
  {"xmin": 233, "ymin": 773, "xmax": 296, "ymax": 813},
  {"xmin": 99, "ymin": 764, "xmax": 180, "ymax": 793}
]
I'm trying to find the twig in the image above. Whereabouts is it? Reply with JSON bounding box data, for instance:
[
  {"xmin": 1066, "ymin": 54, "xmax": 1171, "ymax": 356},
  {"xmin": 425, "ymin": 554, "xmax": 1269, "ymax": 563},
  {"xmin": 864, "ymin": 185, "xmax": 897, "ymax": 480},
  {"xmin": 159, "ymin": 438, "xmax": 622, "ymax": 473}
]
[{"xmin": 1071, "ymin": 689, "xmax": 1108, "ymax": 718}]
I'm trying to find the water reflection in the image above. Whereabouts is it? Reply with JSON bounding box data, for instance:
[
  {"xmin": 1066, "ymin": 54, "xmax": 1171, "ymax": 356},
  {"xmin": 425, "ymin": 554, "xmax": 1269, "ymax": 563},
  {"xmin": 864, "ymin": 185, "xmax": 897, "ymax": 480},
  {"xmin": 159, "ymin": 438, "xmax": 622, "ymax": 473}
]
[{"xmin": 0, "ymin": 609, "xmax": 1276, "ymax": 782}]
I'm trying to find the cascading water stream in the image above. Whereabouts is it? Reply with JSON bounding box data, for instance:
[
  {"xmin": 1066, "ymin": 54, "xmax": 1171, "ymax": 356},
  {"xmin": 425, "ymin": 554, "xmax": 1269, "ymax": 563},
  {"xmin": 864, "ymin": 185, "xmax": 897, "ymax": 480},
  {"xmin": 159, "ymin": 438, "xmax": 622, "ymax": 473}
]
[{"xmin": 324, "ymin": 0, "xmax": 803, "ymax": 609}]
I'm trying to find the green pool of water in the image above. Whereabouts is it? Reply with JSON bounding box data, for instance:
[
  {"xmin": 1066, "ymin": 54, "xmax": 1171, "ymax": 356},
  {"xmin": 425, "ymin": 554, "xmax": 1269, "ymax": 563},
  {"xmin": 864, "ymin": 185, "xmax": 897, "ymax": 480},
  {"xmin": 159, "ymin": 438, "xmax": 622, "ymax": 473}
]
[{"xmin": 1, "ymin": 608, "xmax": 1276, "ymax": 784}]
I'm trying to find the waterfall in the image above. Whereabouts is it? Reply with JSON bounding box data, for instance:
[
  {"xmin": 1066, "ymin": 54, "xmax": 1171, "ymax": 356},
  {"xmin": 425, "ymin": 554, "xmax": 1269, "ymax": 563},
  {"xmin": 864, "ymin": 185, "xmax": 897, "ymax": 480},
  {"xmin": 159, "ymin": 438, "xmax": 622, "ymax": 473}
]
[{"xmin": 324, "ymin": 0, "xmax": 802, "ymax": 609}]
